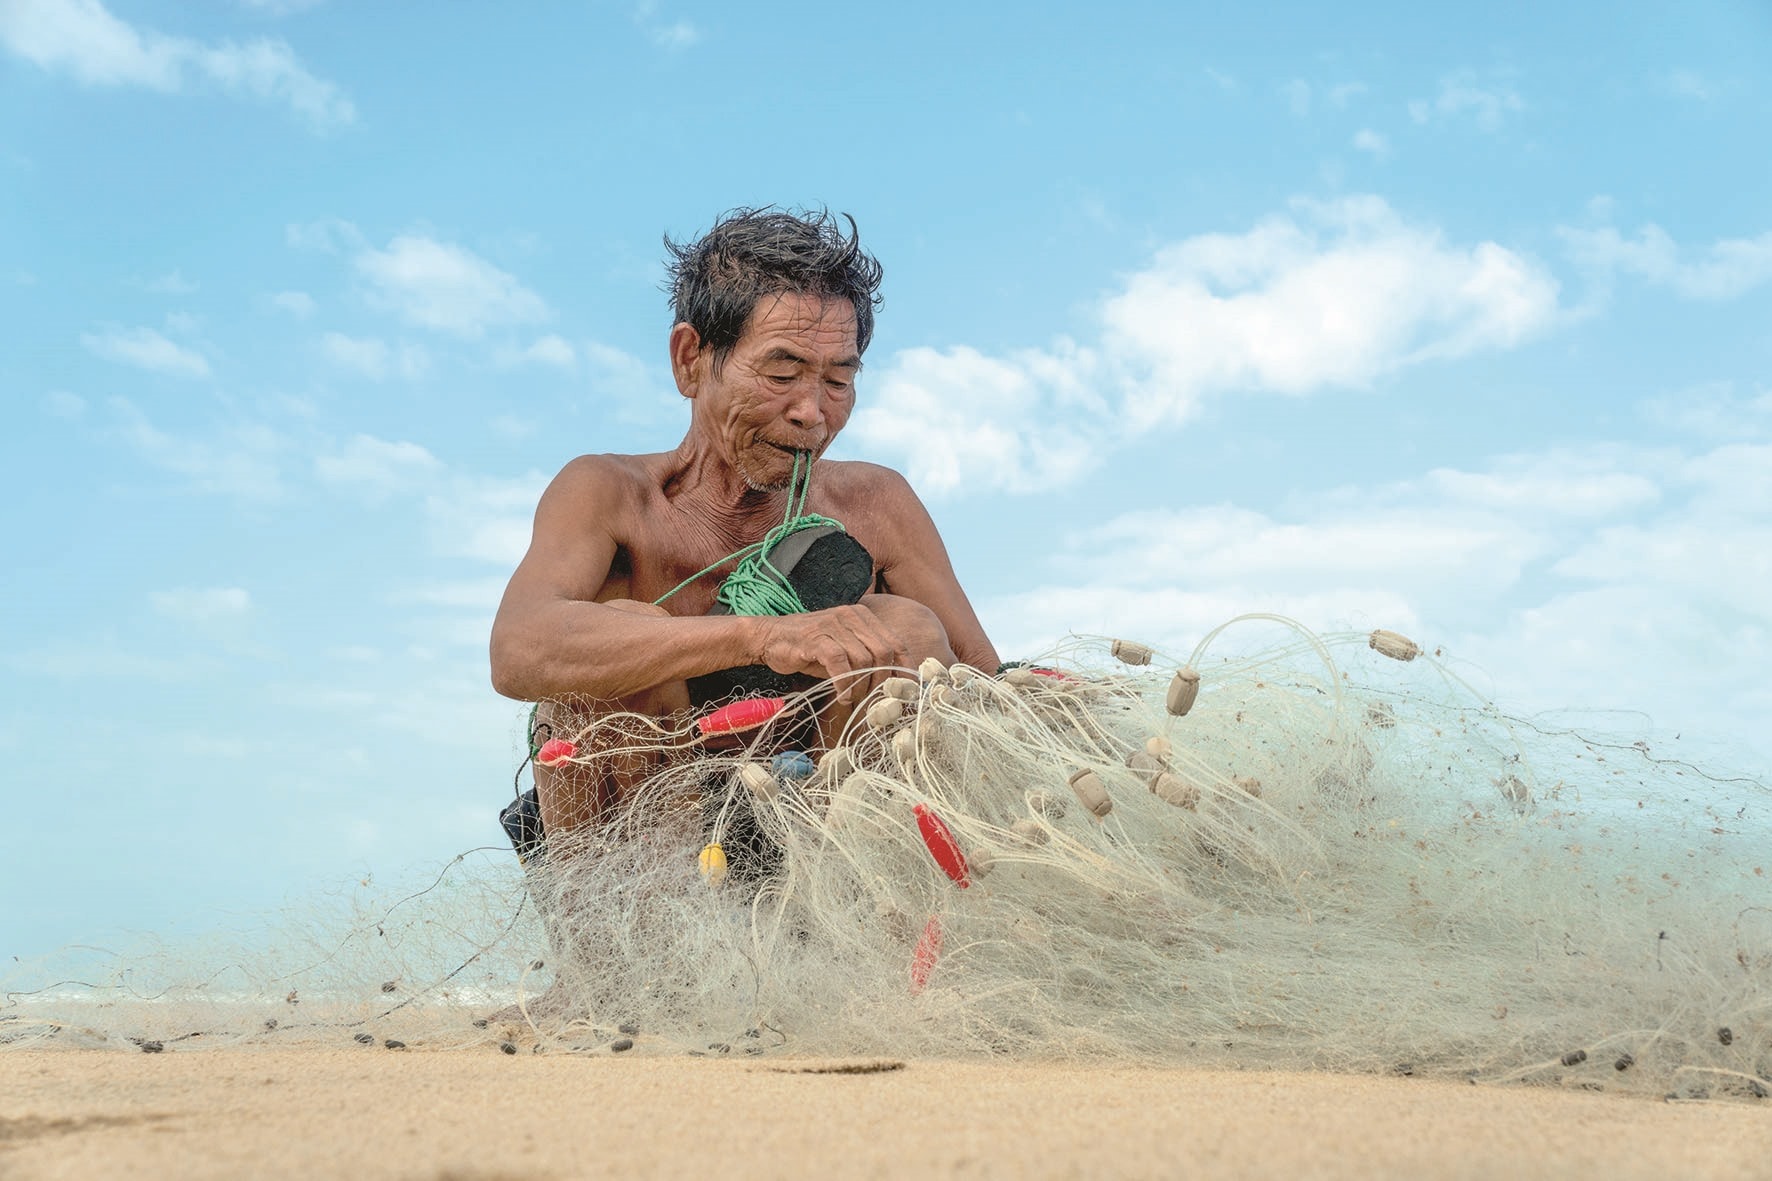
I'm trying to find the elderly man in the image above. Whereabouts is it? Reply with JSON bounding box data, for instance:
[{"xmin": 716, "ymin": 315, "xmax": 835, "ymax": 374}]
[{"xmin": 490, "ymin": 208, "xmax": 1000, "ymax": 853}]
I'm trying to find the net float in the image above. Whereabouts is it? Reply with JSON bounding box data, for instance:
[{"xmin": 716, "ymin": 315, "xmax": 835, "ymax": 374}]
[
  {"xmin": 892, "ymin": 729, "xmax": 918, "ymax": 771},
  {"xmin": 813, "ymin": 746, "xmax": 854, "ymax": 789},
  {"xmin": 698, "ymin": 696, "xmax": 786, "ymax": 736},
  {"xmin": 1125, "ymin": 750, "xmax": 1165, "ymax": 786},
  {"xmin": 1151, "ymin": 771, "xmax": 1199, "ymax": 810},
  {"xmin": 1166, "ymin": 668, "xmax": 1201, "ymax": 717},
  {"xmin": 967, "ymin": 847, "xmax": 995, "ymax": 880},
  {"xmin": 698, "ymin": 842, "xmax": 727, "ymax": 886},
  {"xmin": 1369, "ymin": 629, "xmax": 1421, "ymax": 662},
  {"xmin": 1067, "ymin": 768, "xmax": 1112, "ymax": 819},
  {"xmin": 913, "ymin": 803, "xmax": 970, "ymax": 888},
  {"xmin": 1145, "ymin": 736, "xmax": 1174, "ymax": 761},
  {"xmin": 535, "ymin": 738, "xmax": 578, "ymax": 767},
  {"xmin": 918, "ymin": 657, "xmax": 950, "ymax": 684},
  {"xmin": 910, "ymin": 916, "xmax": 943, "ymax": 995},
  {"xmin": 737, "ymin": 762, "xmax": 777, "ymax": 802},
  {"xmin": 1011, "ymin": 818, "xmax": 1048, "ymax": 846},
  {"xmin": 880, "ymin": 677, "xmax": 919, "ymax": 701},
  {"xmin": 771, "ymin": 750, "xmax": 816, "ymax": 780},
  {"xmin": 1111, "ymin": 639, "xmax": 1154, "ymax": 666},
  {"xmin": 866, "ymin": 698, "xmax": 905, "ymax": 730}
]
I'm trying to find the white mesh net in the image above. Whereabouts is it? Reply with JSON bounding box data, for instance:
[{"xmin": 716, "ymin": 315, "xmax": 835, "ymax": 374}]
[{"xmin": 6, "ymin": 617, "xmax": 1768, "ymax": 1099}]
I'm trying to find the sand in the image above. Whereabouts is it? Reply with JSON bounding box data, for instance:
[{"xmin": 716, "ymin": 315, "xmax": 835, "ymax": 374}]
[{"xmin": 3, "ymin": 1050, "xmax": 1769, "ymax": 1180}]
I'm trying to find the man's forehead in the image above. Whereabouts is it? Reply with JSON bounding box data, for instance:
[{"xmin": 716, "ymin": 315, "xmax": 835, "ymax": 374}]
[{"xmin": 741, "ymin": 292, "xmax": 858, "ymax": 352}]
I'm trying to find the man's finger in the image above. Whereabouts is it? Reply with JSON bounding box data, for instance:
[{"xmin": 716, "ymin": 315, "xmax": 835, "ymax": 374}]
[{"xmin": 824, "ymin": 643, "xmax": 861, "ymax": 703}]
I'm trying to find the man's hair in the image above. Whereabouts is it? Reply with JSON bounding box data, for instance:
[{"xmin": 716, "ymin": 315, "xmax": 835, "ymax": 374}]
[{"xmin": 664, "ymin": 207, "xmax": 884, "ymax": 368}]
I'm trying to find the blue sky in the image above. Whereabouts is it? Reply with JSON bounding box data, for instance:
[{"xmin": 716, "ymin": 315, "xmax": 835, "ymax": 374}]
[{"xmin": 3, "ymin": 0, "xmax": 1769, "ymax": 957}]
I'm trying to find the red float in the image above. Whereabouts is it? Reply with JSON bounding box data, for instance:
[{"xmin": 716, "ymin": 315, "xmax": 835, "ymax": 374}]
[
  {"xmin": 913, "ymin": 803, "xmax": 970, "ymax": 888},
  {"xmin": 697, "ymin": 696, "xmax": 787, "ymax": 737},
  {"xmin": 910, "ymin": 916, "xmax": 943, "ymax": 994},
  {"xmin": 535, "ymin": 738, "xmax": 578, "ymax": 767}
]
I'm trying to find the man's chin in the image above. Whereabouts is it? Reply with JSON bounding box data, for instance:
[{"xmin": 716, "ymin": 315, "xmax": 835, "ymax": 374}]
[
  {"xmin": 736, "ymin": 454, "xmax": 796, "ymax": 493},
  {"xmin": 742, "ymin": 445, "xmax": 816, "ymax": 492}
]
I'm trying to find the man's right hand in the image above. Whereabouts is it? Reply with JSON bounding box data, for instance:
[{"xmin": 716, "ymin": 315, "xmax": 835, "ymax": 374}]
[{"xmin": 757, "ymin": 603, "xmax": 914, "ymax": 702}]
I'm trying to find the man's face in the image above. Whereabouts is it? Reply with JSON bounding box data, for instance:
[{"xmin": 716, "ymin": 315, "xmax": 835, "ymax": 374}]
[{"xmin": 693, "ymin": 293, "xmax": 861, "ymax": 492}]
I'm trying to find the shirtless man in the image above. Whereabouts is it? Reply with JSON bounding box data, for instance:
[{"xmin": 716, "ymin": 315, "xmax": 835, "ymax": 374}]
[{"xmin": 489, "ymin": 208, "xmax": 1000, "ymax": 847}]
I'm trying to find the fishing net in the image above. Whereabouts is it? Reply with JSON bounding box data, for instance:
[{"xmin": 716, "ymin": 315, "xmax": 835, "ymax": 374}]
[{"xmin": 5, "ymin": 616, "xmax": 1768, "ymax": 1099}]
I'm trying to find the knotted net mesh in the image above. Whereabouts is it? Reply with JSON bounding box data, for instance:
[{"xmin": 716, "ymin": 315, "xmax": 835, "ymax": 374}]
[{"xmin": 5, "ymin": 617, "xmax": 1768, "ymax": 1098}]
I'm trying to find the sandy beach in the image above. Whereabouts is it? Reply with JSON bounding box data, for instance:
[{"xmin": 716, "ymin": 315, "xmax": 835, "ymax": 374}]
[{"xmin": 2, "ymin": 1050, "xmax": 1768, "ymax": 1180}]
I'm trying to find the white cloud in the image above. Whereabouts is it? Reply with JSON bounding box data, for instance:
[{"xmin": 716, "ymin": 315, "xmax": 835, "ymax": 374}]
[
  {"xmin": 855, "ymin": 342, "xmax": 1107, "ymax": 495},
  {"xmin": 501, "ymin": 333, "xmax": 576, "ymax": 369},
  {"xmin": 1640, "ymin": 382, "xmax": 1772, "ymax": 441},
  {"xmin": 270, "ymin": 289, "xmax": 315, "ymax": 317},
  {"xmin": 0, "ymin": 0, "xmax": 354, "ymax": 129},
  {"xmin": 1559, "ymin": 222, "xmax": 1772, "ymax": 301},
  {"xmin": 649, "ymin": 19, "xmax": 698, "ymax": 48},
  {"xmin": 110, "ymin": 398, "xmax": 286, "ymax": 499},
  {"xmin": 236, "ymin": 0, "xmax": 326, "ymax": 14},
  {"xmin": 977, "ymin": 437, "xmax": 1771, "ymax": 767},
  {"xmin": 285, "ymin": 217, "xmax": 362, "ymax": 254},
  {"xmin": 141, "ymin": 269, "xmax": 197, "ymax": 294},
  {"xmin": 583, "ymin": 339, "xmax": 684, "ymax": 427},
  {"xmin": 1351, "ymin": 128, "xmax": 1390, "ymax": 159},
  {"xmin": 1658, "ymin": 69, "xmax": 1739, "ymax": 103},
  {"xmin": 425, "ymin": 472, "xmax": 550, "ymax": 565},
  {"xmin": 1408, "ymin": 70, "xmax": 1523, "ymax": 132},
  {"xmin": 633, "ymin": 1, "xmax": 697, "ymax": 48},
  {"xmin": 151, "ymin": 586, "xmax": 251, "ymax": 622},
  {"xmin": 354, "ymin": 234, "xmax": 549, "ymax": 338},
  {"xmin": 1103, "ymin": 196, "xmax": 1556, "ymax": 404},
  {"xmin": 4, "ymin": 636, "xmax": 198, "ymax": 682},
  {"xmin": 525, "ymin": 334, "xmax": 576, "ymax": 367},
  {"xmin": 392, "ymin": 577, "xmax": 508, "ymax": 611},
  {"xmin": 320, "ymin": 331, "xmax": 429, "ymax": 380},
  {"xmin": 855, "ymin": 196, "xmax": 1559, "ymax": 496},
  {"xmin": 1327, "ymin": 82, "xmax": 1367, "ymax": 108},
  {"xmin": 81, "ymin": 325, "xmax": 210, "ymax": 377},
  {"xmin": 315, "ymin": 433, "xmax": 442, "ymax": 495},
  {"xmin": 43, "ymin": 390, "xmax": 86, "ymax": 418},
  {"xmin": 164, "ymin": 310, "xmax": 201, "ymax": 334}
]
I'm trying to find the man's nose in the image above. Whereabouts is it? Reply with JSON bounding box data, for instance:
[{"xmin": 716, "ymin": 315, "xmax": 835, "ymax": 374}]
[{"xmin": 783, "ymin": 380, "xmax": 826, "ymax": 429}]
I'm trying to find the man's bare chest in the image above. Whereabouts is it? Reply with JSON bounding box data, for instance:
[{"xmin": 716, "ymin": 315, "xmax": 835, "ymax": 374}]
[{"xmin": 603, "ymin": 496, "xmax": 892, "ymax": 612}]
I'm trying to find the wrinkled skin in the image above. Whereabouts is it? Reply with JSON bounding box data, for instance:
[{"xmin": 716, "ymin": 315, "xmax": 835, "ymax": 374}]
[{"xmin": 490, "ymin": 293, "xmax": 1000, "ymax": 835}]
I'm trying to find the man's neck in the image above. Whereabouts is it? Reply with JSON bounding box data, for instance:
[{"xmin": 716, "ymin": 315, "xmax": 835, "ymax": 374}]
[{"xmin": 664, "ymin": 440, "xmax": 797, "ymax": 546}]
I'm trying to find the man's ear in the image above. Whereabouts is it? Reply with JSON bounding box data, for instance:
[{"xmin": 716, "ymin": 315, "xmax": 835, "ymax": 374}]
[{"xmin": 669, "ymin": 322, "xmax": 704, "ymax": 398}]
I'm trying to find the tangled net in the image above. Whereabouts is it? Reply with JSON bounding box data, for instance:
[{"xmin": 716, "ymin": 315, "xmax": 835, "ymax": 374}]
[{"xmin": 6, "ymin": 616, "xmax": 1769, "ymax": 1098}]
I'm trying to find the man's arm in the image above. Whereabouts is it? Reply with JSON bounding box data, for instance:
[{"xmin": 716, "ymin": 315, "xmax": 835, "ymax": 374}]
[
  {"xmin": 491, "ymin": 457, "xmax": 747, "ymax": 701},
  {"xmin": 863, "ymin": 467, "xmax": 1001, "ymax": 673},
  {"xmin": 490, "ymin": 457, "xmax": 914, "ymax": 703}
]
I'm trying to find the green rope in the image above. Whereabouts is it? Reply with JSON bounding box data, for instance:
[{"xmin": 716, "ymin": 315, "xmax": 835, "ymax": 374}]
[{"xmin": 652, "ymin": 451, "xmax": 845, "ymax": 616}]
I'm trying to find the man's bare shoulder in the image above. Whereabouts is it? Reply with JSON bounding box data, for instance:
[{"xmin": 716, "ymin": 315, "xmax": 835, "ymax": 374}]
[
  {"xmin": 543, "ymin": 451, "xmax": 675, "ymax": 507},
  {"xmin": 815, "ymin": 458, "xmax": 919, "ymax": 505}
]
